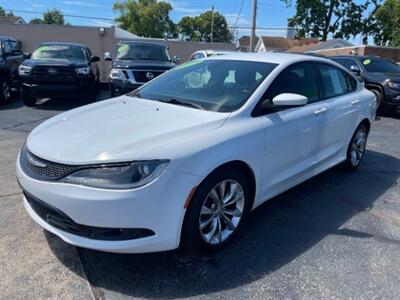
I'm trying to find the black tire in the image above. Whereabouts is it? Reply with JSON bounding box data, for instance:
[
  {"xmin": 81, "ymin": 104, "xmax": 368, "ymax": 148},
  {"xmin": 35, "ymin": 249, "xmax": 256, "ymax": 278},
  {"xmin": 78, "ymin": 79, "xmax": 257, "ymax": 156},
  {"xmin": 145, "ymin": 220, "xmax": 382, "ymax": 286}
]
[
  {"xmin": 21, "ymin": 88, "xmax": 36, "ymax": 107},
  {"xmin": 182, "ymin": 166, "xmax": 252, "ymax": 252},
  {"xmin": 342, "ymin": 123, "xmax": 369, "ymax": 170},
  {"xmin": 370, "ymin": 88, "xmax": 383, "ymax": 112},
  {"xmin": 0, "ymin": 79, "xmax": 14, "ymax": 104}
]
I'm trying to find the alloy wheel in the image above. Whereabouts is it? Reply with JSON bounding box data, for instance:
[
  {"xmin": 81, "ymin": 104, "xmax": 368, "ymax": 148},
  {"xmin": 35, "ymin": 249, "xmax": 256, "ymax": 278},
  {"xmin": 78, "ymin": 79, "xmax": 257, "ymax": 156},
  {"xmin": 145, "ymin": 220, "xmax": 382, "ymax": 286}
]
[
  {"xmin": 199, "ymin": 179, "xmax": 245, "ymax": 245},
  {"xmin": 350, "ymin": 128, "xmax": 367, "ymax": 166}
]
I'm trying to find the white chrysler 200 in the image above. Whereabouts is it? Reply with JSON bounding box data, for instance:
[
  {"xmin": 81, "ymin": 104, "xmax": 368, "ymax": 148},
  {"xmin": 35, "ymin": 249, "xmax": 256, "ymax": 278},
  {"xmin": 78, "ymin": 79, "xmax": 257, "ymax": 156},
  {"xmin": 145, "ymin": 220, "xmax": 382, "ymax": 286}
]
[{"xmin": 17, "ymin": 53, "xmax": 376, "ymax": 253}]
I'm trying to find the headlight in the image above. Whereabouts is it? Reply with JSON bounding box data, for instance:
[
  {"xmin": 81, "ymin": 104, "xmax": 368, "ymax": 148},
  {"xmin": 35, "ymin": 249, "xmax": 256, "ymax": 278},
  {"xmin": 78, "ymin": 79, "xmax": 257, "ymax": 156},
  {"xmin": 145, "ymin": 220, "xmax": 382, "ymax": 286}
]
[
  {"xmin": 75, "ymin": 67, "xmax": 91, "ymax": 75},
  {"xmin": 109, "ymin": 68, "xmax": 125, "ymax": 80},
  {"xmin": 387, "ymin": 80, "xmax": 400, "ymax": 89},
  {"xmin": 62, "ymin": 160, "xmax": 169, "ymax": 189},
  {"xmin": 18, "ymin": 65, "xmax": 32, "ymax": 76}
]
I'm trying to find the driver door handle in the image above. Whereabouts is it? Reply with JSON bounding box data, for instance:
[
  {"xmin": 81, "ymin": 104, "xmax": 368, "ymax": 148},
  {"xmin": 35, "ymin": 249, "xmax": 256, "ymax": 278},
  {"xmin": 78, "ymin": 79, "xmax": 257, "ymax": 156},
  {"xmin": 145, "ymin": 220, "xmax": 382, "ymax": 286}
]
[
  {"xmin": 314, "ymin": 107, "xmax": 327, "ymax": 115},
  {"xmin": 351, "ymin": 100, "xmax": 360, "ymax": 105}
]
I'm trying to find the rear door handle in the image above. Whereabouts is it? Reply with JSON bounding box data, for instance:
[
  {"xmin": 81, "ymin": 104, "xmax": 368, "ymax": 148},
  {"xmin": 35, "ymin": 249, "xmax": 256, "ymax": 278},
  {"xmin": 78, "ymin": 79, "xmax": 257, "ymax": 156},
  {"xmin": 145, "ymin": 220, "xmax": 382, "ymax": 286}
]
[
  {"xmin": 351, "ymin": 100, "xmax": 360, "ymax": 105},
  {"xmin": 314, "ymin": 107, "xmax": 327, "ymax": 115}
]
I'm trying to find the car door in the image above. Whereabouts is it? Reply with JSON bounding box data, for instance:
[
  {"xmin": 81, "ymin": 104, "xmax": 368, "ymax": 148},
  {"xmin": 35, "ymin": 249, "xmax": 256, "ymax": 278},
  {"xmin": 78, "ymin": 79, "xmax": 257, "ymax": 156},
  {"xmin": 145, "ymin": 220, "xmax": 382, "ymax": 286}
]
[
  {"xmin": 3, "ymin": 39, "xmax": 23, "ymax": 84},
  {"xmin": 315, "ymin": 62, "xmax": 358, "ymax": 165},
  {"xmin": 255, "ymin": 61, "xmax": 328, "ymax": 201}
]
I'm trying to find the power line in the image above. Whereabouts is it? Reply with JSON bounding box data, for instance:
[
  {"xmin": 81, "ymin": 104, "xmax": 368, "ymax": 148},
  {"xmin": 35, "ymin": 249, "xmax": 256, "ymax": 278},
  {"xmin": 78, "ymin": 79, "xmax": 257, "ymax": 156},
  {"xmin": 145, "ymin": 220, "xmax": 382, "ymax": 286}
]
[
  {"xmin": 234, "ymin": 0, "xmax": 245, "ymax": 44},
  {"xmin": 4, "ymin": 8, "xmax": 115, "ymax": 21},
  {"xmin": 5, "ymin": 8, "xmax": 290, "ymax": 32}
]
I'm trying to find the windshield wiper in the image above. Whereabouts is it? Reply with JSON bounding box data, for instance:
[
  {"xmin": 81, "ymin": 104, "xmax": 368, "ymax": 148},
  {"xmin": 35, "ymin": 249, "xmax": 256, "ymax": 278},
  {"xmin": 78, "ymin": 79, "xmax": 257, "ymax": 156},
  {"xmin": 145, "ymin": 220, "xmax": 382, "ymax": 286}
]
[{"xmin": 163, "ymin": 98, "xmax": 205, "ymax": 110}]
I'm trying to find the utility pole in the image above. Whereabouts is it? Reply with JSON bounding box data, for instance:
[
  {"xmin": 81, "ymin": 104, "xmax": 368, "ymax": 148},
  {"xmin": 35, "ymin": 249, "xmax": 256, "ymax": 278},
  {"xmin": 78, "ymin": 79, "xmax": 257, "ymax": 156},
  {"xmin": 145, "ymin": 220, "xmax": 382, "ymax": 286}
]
[
  {"xmin": 211, "ymin": 5, "xmax": 215, "ymax": 43},
  {"xmin": 249, "ymin": 0, "xmax": 257, "ymax": 52}
]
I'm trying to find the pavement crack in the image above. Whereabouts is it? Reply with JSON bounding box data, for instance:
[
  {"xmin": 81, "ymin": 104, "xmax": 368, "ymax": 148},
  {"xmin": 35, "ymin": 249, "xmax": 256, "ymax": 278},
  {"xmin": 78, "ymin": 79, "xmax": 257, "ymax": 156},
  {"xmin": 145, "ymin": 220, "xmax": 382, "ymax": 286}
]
[
  {"xmin": 1, "ymin": 117, "xmax": 49, "ymax": 131},
  {"xmin": 0, "ymin": 192, "xmax": 22, "ymax": 198}
]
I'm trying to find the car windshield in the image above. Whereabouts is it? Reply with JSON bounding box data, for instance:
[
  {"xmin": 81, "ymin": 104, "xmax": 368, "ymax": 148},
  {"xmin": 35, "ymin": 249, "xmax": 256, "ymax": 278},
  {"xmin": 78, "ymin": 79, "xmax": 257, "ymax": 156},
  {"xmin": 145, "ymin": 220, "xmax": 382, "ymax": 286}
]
[
  {"xmin": 128, "ymin": 59, "xmax": 277, "ymax": 112},
  {"xmin": 31, "ymin": 45, "xmax": 88, "ymax": 63},
  {"xmin": 361, "ymin": 58, "xmax": 400, "ymax": 73},
  {"xmin": 116, "ymin": 44, "xmax": 170, "ymax": 61}
]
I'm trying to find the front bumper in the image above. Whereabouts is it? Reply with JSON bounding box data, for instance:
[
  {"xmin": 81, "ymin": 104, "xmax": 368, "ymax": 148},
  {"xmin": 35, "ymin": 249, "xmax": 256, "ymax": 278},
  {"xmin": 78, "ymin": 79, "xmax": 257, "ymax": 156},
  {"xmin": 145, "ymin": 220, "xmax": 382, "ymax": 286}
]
[
  {"xmin": 21, "ymin": 81, "xmax": 94, "ymax": 98},
  {"xmin": 17, "ymin": 158, "xmax": 201, "ymax": 253},
  {"xmin": 109, "ymin": 79, "xmax": 142, "ymax": 95},
  {"xmin": 383, "ymin": 88, "xmax": 400, "ymax": 111}
]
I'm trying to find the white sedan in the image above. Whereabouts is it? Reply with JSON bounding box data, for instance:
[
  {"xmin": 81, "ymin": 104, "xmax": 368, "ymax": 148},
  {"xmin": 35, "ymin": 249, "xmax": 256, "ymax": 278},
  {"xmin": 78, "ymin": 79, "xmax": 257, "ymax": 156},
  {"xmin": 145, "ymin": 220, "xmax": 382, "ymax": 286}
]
[{"xmin": 17, "ymin": 53, "xmax": 376, "ymax": 253}]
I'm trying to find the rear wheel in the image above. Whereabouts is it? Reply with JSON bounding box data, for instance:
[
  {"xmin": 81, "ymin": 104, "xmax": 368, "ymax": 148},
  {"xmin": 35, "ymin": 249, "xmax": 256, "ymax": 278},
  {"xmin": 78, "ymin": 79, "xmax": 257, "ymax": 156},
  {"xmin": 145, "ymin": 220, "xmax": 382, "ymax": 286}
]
[
  {"xmin": 182, "ymin": 167, "xmax": 251, "ymax": 251},
  {"xmin": 21, "ymin": 88, "xmax": 36, "ymax": 107},
  {"xmin": 342, "ymin": 123, "xmax": 369, "ymax": 170}
]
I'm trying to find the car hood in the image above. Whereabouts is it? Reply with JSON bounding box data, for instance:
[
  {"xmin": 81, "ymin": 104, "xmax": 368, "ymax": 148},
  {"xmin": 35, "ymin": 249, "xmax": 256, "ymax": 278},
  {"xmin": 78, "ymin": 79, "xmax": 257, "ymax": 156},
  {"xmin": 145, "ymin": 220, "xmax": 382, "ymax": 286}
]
[
  {"xmin": 26, "ymin": 96, "xmax": 228, "ymax": 165},
  {"xmin": 111, "ymin": 59, "xmax": 175, "ymax": 70}
]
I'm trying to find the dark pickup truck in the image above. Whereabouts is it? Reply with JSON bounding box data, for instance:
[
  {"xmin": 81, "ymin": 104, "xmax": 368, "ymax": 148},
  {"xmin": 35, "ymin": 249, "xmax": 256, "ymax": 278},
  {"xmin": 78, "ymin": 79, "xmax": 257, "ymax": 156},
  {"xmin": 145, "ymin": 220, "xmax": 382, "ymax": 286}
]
[
  {"xmin": 105, "ymin": 41, "xmax": 179, "ymax": 97},
  {"xmin": 0, "ymin": 36, "xmax": 24, "ymax": 104},
  {"xmin": 331, "ymin": 55, "xmax": 400, "ymax": 113},
  {"xmin": 18, "ymin": 42, "xmax": 100, "ymax": 106}
]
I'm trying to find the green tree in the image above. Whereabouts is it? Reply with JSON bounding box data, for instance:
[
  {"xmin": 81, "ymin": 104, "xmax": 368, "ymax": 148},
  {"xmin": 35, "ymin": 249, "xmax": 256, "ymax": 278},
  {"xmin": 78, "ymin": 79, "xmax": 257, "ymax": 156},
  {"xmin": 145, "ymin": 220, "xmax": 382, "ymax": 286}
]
[
  {"xmin": 29, "ymin": 18, "xmax": 44, "ymax": 24},
  {"xmin": 113, "ymin": 0, "xmax": 176, "ymax": 38},
  {"xmin": 284, "ymin": 0, "xmax": 380, "ymax": 42},
  {"xmin": 0, "ymin": 6, "xmax": 14, "ymax": 16},
  {"xmin": 178, "ymin": 10, "xmax": 232, "ymax": 42},
  {"xmin": 28, "ymin": 9, "xmax": 68, "ymax": 25},
  {"xmin": 373, "ymin": 0, "xmax": 400, "ymax": 46},
  {"xmin": 43, "ymin": 9, "xmax": 66, "ymax": 25}
]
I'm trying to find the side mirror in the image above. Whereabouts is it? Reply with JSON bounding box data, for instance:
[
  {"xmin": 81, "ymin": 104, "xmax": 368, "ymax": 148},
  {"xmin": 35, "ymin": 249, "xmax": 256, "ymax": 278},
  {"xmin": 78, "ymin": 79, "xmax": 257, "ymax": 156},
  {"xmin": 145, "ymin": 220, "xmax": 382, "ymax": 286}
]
[
  {"xmin": 173, "ymin": 56, "xmax": 181, "ymax": 63},
  {"xmin": 272, "ymin": 93, "xmax": 308, "ymax": 106},
  {"xmin": 23, "ymin": 52, "xmax": 31, "ymax": 59},
  {"xmin": 350, "ymin": 65, "xmax": 361, "ymax": 74},
  {"xmin": 91, "ymin": 56, "xmax": 100, "ymax": 63},
  {"xmin": 104, "ymin": 52, "xmax": 112, "ymax": 61}
]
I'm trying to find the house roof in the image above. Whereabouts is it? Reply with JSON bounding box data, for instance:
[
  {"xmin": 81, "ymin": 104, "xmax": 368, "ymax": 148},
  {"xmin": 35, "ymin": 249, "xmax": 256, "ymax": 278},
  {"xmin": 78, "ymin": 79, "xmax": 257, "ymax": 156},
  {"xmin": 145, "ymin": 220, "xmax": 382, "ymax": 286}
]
[
  {"xmin": 238, "ymin": 36, "xmax": 258, "ymax": 48},
  {"xmin": 0, "ymin": 16, "xmax": 26, "ymax": 24},
  {"xmin": 258, "ymin": 36, "xmax": 319, "ymax": 50},
  {"xmin": 286, "ymin": 38, "xmax": 354, "ymax": 53}
]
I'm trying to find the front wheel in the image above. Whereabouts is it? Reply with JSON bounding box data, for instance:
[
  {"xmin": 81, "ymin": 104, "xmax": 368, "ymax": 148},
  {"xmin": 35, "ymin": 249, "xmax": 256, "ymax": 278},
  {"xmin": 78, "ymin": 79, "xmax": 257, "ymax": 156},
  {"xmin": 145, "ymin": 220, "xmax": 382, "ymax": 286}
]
[
  {"xmin": 182, "ymin": 167, "xmax": 251, "ymax": 251},
  {"xmin": 0, "ymin": 79, "xmax": 14, "ymax": 104},
  {"xmin": 342, "ymin": 123, "xmax": 369, "ymax": 170},
  {"xmin": 21, "ymin": 88, "xmax": 36, "ymax": 107}
]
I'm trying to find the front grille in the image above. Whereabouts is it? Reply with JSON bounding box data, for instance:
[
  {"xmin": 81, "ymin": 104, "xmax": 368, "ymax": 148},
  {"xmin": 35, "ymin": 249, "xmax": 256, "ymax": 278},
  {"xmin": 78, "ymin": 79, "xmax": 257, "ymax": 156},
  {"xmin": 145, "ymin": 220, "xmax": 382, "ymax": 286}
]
[
  {"xmin": 132, "ymin": 70, "xmax": 164, "ymax": 83},
  {"xmin": 25, "ymin": 192, "xmax": 82, "ymax": 235},
  {"xmin": 25, "ymin": 192, "xmax": 155, "ymax": 241},
  {"xmin": 20, "ymin": 146, "xmax": 81, "ymax": 181},
  {"xmin": 31, "ymin": 65, "xmax": 75, "ymax": 82}
]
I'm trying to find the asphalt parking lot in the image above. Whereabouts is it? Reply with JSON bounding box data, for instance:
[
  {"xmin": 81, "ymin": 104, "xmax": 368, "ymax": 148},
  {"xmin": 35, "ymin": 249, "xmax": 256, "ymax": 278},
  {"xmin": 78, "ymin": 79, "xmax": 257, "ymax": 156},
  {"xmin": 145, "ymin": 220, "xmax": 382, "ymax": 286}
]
[{"xmin": 1, "ymin": 92, "xmax": 399, "ymax": 299}]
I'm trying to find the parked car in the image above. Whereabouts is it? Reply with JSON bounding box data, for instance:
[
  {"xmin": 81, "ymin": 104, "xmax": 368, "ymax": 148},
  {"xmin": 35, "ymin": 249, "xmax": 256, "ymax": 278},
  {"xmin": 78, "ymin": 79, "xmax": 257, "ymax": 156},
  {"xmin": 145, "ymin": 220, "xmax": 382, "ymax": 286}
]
[
  {"xmin": 0, "ymin": 36, "xmax": 24, "ymax": 104},
  {"xmin": 17, "ymin": 53, "xmax": 375, "ymax": 253},
  {"xmin": 189, "ymin": 50, "xmax": 237, "ymax": 61},
  {"xmin": 330, "ymin": 55, "xmax": 400, "ymax": 113},
  {"xmin": 18, "ymin": 42, "xmax": 100, "ymax": 107},
  {"xmin": 105, "ymin": 41, "xmax": 179, "ymax": 97}
]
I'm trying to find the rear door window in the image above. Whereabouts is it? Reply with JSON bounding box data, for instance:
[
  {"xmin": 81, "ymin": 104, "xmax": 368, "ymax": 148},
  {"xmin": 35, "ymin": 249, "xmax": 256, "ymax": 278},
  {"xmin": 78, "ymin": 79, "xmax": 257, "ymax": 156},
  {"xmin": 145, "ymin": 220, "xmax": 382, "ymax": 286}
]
[{"xmin": 317, "ymin": 63, "xmax": 349, "ymax": 99}]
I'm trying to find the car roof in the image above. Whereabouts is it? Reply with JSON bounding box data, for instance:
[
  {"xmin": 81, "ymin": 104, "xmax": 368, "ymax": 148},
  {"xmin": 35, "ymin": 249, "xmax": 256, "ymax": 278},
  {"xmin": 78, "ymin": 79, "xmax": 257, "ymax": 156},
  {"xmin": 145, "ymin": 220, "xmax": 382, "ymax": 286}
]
[
  {"xmin": 38, "ymin": 42, "xmax": 87, "ymax": 48},
  {"xmin": 205, "ymin": 51, "xmax": 333, "ymax": 65},
  {"xmin": 0, "ymin": 36, "xmax": 17, "ymax": 40},
  {"xmin": 117, "ymin": 41, "xmax": 167, "ymax": 47}
]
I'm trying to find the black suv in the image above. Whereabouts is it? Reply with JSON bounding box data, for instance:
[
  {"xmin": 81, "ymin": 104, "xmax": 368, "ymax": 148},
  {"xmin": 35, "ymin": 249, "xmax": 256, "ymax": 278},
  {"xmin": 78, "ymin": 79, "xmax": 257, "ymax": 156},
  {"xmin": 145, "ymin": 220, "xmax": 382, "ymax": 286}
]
[
  {"xmin": 0, "ymin": 36, "xmax": 24, "ymax": 104},
  {"xmin": 19, "ymin": 42, "xmax": 100, "ymax": 107},
  {"xmin": 105, "ymin": 41, "xmax": 178, "ymax": 96},
  {"xmin": 331, "ymin": 55, "xmax": 400, "ymax": 112}
]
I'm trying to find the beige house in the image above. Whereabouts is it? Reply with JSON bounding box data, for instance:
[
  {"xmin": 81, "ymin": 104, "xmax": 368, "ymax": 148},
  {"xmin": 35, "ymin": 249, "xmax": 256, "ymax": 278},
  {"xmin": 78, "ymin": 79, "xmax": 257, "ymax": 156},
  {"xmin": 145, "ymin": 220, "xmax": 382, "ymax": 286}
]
[
  {"xmin": 255, "ymin": 36, "xmax": 319, "ymax": 52},
  {"xmin": 0, "ymin": 23, "xmax": 235, "ymax": 82},
  {"xmin": 0, "ymin": 15, "xmax": 26, "ymax": 25}
]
